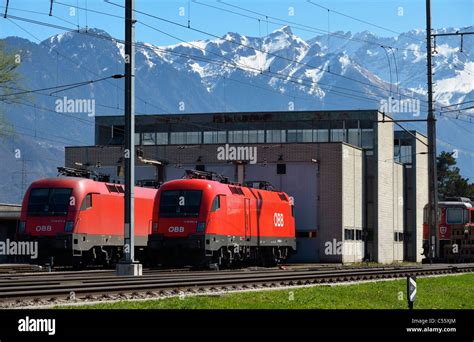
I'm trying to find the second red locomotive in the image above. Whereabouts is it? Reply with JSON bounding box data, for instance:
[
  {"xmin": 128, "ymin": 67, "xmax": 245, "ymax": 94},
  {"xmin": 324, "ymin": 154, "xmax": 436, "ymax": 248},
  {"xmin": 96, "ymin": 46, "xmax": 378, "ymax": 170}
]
[
  {"xmin": 148, "ymin": 170, "xmax": 296, "ymax": 267},
  {"xmin": 423, "ymin": 197, "xmax": 474, "ymax": 262}
]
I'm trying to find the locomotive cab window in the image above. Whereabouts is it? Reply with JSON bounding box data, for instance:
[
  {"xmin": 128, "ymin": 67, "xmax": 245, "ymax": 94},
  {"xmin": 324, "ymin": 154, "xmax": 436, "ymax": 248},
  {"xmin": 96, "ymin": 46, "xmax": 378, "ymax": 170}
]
[
  {"xmin": 160, "ymin": 190, "xmax": 203, "ymax": 217},
  {"xmin": 446, "ymin": 208, "xmax": 464, "ymax": 224},
  {"xmin": 27, "ymin": 188, "xmax": 72, "ymax": 216},
  {"xmin": 211, "ymin": 195, "xmax": 221, "ymax": 212},
  {"xmin": 80, "ymin": 194, "xmax": 93, "ymax": 211}
]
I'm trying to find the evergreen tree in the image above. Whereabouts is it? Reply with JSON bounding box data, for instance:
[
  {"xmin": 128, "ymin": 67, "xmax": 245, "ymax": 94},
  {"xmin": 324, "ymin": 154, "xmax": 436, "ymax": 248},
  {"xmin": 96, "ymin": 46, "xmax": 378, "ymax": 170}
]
[{"xmin": 437, "ymin": 151, "xmax": 474, "ymax": 200}]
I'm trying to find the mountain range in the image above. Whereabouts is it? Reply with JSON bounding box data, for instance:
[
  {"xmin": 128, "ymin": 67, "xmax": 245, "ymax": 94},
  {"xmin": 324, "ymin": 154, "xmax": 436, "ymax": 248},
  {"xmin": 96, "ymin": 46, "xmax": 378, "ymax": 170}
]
[{"xmin": 0, "ymin": 25, "xmax": 472, "ymax": 203}]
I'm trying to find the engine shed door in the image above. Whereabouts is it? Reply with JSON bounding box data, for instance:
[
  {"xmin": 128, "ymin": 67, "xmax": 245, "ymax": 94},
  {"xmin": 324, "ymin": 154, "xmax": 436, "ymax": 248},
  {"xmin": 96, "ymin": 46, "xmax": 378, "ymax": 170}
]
[{"xmin": 244, "ymin": 198, "xmax": 251, "ymax": 240}]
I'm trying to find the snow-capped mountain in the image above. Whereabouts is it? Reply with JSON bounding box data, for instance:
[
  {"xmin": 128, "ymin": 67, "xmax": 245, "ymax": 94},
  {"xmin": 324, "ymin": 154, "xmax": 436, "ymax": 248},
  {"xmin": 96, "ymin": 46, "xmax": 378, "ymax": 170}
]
[{"xmin": 0, "ymin": 25, "xmax": 472, "ymax": 203}]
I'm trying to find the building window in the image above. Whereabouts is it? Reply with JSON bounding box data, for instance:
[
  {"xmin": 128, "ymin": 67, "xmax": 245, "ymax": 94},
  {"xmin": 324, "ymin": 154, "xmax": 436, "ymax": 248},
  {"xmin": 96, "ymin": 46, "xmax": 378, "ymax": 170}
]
[
  {"xmin": 356, "ymin": 230, "xmax": 362, "ymax": 241},
  {"xmin": 228, "ymin": 131, "xmax": 238, "ymax": 143},
  {"xmin": 134, "ymin": 133, "xmax": 140, "ymax": 145},
  {"xmin": 229, "ymin": 130, "xmax": 247, "ymax": 143},
  {"xmin": 361, "ymin": 129, "xmax": 374, "ymax": 149},
  {"xmin": 142, "ymin": 132, "xmax": 156, "ymax": 145},
  {"xmin": 331, "ymin": 128, "xmax": 345, "ymax": 142},
  {"xmin": 394, "ymin": 232, "xmax": 404, "ymax": 242},
  {"xmin": 170, "ymin": 132, "xmax": 186, "ymax": 144},
  {"xmin": 288, "ymin": 129, "xmax": 313, "ymax": 143},
  {"xmin": 344, "ymin": 229, "xmax": 354, "ymax": 240},
  {"xmin": 277, "ymin": 164, "xmax": 286, "ymax": 175},
  {"xmin": 266, "ymin": 130, "xmax": 286, "ymax": 143},
  {"xmin": 203, "ymin": 131, "xmax": 214, "ymax": 144},
  {"xmin": 347, "ymin": 128, "xmax": 360, "ymax": 146},
  {"xmin": 217, "ymin": 131, "xmax": 227, "ymax": 143},
  {"xmin": 287, "ymin": 129, "xmax": 299, "ymax": 143},
  {"xmin": 313, "ymin": 129, "xmax": 329, "ymax": 142},
  {"xmin": 156, "ymin": 132, "xmax": 168, "ymax": 145},
  {"xmin": 301, "ymin": 129, "xmax": 313, "ymax": 142},
  {"xmin": 186, "ymin": 132, "xmax": 201, "ymax": 144},
  {"xmin": 203, "ymin": 131, "xmax": 226, "ymax": 144},
  {"xmin": 228, "ymin": 130, "xmax": 259, "ymax": 144},
  {"xmin": 248, "ymin": 130, "xmax": 265, "ymax": 143}
]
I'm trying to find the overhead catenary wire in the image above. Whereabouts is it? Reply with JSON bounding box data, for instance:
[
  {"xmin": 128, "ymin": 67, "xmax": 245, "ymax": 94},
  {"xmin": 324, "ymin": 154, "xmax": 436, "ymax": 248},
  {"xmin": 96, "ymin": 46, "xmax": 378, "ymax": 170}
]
[
  {"xmin": 4, "ymin": 14, "xmax": 170, "ymax": 116},
  {"xmin": 4, "ymin": 12, "xmax": 428, "ymax": 111},
  {"xmin": 1, "ymin": 4, "xmax": 440, "ymax": 152},
  {"xmin": 104, "ymin": 0, "xmax": 432, "ymax": 106},
  {"xmin": 440, "ymin": 100, "xmax": 474, "ymax": 109},
  {"xmin": 136, "ymin": 20, "xmax": 398, "ymax": 107},
  {"xmin": 2, "ymin": 0, "xmax": 467, "ymax": 101},
  {"xmin": 33, "ymin": 0, "xmax": 435, "ymax": 111},
  {"xmin": 3, "ymin": 8, "xmax": 458, "ymax": 147},
  {"xmin": 381, "ymin": 46, "xmax": 393, "ymax": 97},
  {"xmin": 0, "ymin": 74, "xmax": 124, "ymax": 98},
  {"xmin": 188, "ymin": 0, "xmax": 462, "ymax": 110},
  {"xmin": 186, "ymin": 0, "xmax": 431, "ymax": 99},
  {"xmin": 6, "ymin": 6, "xmax": 362, "ymax": 113},
  {"xmin": 209, "ymin": 0, "xmax": 424, "ymax": 51},
  {"xmin": 2, "ymin": 1, "xmax": 466, "ymax": 144},
  {"xmin": 1, "ymin": 1, "xmax": 472, "ymax": 189},
  {"xmin": 305, "ymin": 0, "xmax": 425, "ymax": 44},
  {"xmin": 388, "ymin": 47, "xmax": 400, "ymax": 99}
]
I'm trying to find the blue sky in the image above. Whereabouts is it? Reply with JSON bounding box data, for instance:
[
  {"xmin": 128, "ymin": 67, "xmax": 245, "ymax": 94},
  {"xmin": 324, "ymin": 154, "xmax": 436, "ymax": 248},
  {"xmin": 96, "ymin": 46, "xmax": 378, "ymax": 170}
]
[{"xmin": 0, "ymin": 0, "xmax": 472, "ymax": 45}]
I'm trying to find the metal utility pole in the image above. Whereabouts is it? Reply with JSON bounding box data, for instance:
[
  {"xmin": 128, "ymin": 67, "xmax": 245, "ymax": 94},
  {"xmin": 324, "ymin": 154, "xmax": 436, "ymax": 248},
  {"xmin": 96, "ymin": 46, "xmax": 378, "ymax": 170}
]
[
  {"xmin": 117, "ymin": 0, "xmax": 141, "ymax": 276},
  {"xmin": 425, "ymin": 0, "xmax": 439, "ymax": 262}
]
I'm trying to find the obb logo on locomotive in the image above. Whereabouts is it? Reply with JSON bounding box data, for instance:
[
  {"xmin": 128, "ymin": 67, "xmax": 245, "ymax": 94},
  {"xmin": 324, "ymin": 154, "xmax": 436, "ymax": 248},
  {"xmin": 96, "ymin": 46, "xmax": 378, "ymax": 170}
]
[
  {"xmin": 168, "ymin": 226, "xmax": 185, "ymax": 233},
  {"xmin": 274, "ymin": 213, "xmax": 285, "ymax": 227},
  {"xmin": 35, "ymin": 225, "xmax": 52, "ymax": 232}
]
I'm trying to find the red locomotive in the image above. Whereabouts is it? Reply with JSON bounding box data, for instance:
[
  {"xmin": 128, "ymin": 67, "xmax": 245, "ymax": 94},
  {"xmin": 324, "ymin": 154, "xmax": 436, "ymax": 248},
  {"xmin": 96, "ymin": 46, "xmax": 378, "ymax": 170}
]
[
  {"xmin": 148, "ymin": 170, "xmax": 296, "ymax": 267},
  {"xmin": 423, "ymin": 197, "xmax": 474, "ymax": 262},
  {"xmin": 18, "ymin": 169, "xmax": 157, "ymax": 267}
]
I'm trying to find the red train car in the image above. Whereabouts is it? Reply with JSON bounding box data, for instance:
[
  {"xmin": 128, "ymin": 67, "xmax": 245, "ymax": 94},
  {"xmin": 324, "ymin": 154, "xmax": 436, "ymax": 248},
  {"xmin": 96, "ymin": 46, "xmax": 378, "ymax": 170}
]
[
  {"xmin": 423, "ymin": 198, "xmax": 474, "ymax": 261},
  {"xmin": 148, "ymin": 172, "xmax": 296, "ymax": 267},
  {"xmin": 18, "ymin": 177, "xmax": 157, "ymax": 267}
]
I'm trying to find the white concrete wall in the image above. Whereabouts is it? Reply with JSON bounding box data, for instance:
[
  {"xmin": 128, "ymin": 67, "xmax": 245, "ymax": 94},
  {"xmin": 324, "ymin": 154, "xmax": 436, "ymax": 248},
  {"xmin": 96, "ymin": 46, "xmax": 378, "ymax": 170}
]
[
  {"xmin": 342, "ymin": 242, "xmax": 364, "ymax": 263},
  {"xmin": 376, "ymin": 114, "xmax": 396, "ymax": 263},
  {"xmin": 342, "ymin": 145, "xmax": 364, "ymax": 263},
  {"xmin": 393, "ymin": 162, "xmax": 404, "ymax": 262},
  {"xmin": 415, "ymin": 134, "xmax": 429, "ymax": 262}
]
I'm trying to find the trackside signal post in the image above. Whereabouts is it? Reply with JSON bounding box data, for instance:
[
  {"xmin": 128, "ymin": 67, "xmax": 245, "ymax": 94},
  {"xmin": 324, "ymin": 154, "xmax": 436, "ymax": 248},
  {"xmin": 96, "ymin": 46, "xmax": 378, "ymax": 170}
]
[
  {"xmin": 116, "ymin": 0, "xmax": 142, "ymax": 276},
  {"xmin": 407, "ymin": 276, "xmax": 416, "ymax": 310}
]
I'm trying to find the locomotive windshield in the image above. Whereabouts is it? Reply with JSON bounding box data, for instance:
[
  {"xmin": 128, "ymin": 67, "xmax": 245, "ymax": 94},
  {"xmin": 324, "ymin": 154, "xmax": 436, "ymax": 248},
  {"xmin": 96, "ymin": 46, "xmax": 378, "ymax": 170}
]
[
  {"xmin": 159, "ymin": 190, "xmax": 202, "ymax": 217},
  {"xmin": 27, "ymin": 187, "xmax": 72, "ymax": 216}
]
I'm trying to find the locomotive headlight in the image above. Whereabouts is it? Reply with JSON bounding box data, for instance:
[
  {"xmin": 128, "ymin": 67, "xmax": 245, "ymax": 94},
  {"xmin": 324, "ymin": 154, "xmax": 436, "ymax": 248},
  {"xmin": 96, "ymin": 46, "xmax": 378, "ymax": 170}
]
[
  {"xmin": 19, "ymin": 221, "xmax": 26, "ymax": 233},
  {"xmin": 196, "ymin": 222, "xmax": 206, "ymax": 233},
  {"xmin": 64, "ymin": 221, "xmax": 74, "ymax": 232}
]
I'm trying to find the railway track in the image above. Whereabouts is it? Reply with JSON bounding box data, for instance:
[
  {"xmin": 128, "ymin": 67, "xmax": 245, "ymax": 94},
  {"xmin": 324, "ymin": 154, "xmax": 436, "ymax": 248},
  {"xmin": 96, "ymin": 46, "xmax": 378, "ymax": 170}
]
[{"xmin": 0, "ymin": 263, "xmax": 472, "ymax": 308}]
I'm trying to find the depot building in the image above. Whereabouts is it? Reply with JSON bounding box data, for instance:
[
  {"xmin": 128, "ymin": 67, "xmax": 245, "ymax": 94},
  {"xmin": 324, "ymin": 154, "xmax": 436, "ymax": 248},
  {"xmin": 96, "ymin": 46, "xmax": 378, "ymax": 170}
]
[{"xmin": 65, "ymin": 110, "xmax": 428, "ymax": 264}]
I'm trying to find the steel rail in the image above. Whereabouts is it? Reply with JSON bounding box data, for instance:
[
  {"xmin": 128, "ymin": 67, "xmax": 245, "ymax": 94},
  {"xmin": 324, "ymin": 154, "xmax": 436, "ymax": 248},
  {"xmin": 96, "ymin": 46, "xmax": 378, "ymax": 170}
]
[
  {"xmin": 0, "ymin": 264, "xmax": 471, "ymax": 306},
  {"xmin": 0, "ymin": 265, "xmax": 434, "ymax": 287}
]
